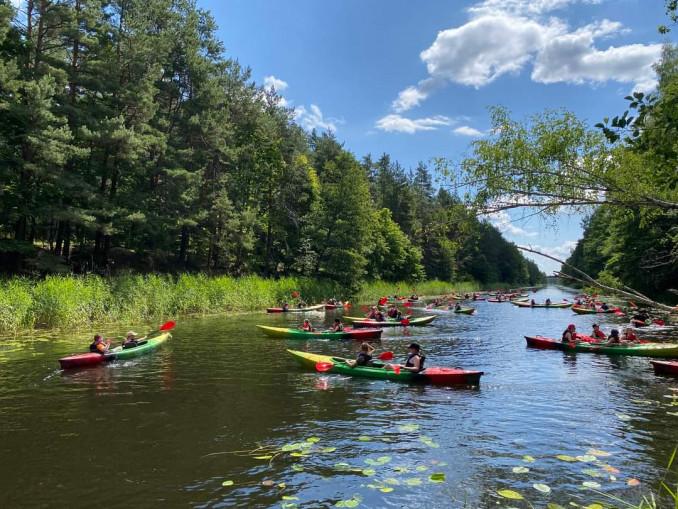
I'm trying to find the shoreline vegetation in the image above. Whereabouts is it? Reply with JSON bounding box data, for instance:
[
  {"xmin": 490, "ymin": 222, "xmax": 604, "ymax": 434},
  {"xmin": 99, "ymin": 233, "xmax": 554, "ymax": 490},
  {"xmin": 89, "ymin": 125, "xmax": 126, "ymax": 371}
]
[{"xmin": 0, "ymin": 274, "xmax": 487, "ymax": 337}]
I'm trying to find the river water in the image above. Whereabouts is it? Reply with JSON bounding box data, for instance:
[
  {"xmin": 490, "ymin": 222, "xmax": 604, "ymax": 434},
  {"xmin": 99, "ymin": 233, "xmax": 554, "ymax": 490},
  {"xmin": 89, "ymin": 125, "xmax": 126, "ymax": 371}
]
[{"xmin": 0, "ymin": 286, "xmax": 676, "ymax": 508}]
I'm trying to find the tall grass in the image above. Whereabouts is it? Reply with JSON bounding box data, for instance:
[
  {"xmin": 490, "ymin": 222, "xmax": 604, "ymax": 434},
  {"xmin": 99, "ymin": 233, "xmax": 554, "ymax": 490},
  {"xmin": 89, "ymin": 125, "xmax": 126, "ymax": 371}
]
[{"xmin": 0, "ymin": 274, "xmax": 488, "ymax": 336}]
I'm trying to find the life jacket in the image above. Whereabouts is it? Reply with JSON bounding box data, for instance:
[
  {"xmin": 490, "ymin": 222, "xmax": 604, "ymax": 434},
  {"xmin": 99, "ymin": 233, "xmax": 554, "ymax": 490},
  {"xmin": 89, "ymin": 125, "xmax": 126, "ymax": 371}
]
[
  {"xmin": 387, "ymin": 308, "xmax": 398, "ymax": 318},
  {"xmin": 561, "ymin": 330, "xmax": 573, "ymax": 342},
  {"xmin": 90, "ymin": 342, "xmax": 106, "ymax": 354},
  {"xmin": 356, "ymin": 352, "xmax": 372, "ymax": 366},
  {"xmin": 593, "ymin": 329, "xmax": 606, "ymax": 339},
  {"xmin": 405, "ymin": 353, "xmax": 425, "ymax": 372}
]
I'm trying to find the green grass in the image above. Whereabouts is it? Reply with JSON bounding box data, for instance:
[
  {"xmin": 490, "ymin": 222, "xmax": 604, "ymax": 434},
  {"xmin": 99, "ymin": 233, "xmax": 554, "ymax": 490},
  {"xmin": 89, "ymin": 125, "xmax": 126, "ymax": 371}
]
[{"xmin": 354, "ymin": 280, "xmax": 479, "ymax": 303}]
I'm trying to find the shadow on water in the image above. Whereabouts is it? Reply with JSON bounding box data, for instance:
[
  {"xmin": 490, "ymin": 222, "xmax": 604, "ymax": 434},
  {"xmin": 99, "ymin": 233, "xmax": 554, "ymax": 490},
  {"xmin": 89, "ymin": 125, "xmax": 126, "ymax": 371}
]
[{"xmin": 0, "ymin": 285, "xmax": 676, "ymax": 507}]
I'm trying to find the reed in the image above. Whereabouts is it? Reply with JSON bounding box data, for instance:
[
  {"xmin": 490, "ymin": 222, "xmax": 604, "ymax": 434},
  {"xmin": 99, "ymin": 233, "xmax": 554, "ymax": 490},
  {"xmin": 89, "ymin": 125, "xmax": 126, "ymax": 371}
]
[{"xmin": 0, "ymin": 274, "xmax": 478, "ymax": 336}]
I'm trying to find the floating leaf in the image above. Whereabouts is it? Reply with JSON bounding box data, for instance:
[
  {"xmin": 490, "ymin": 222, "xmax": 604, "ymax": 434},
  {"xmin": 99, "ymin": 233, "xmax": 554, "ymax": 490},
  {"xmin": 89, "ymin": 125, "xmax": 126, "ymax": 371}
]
[
  {"xmin": 533, "ymin": 483, "xmax": 551, "ymax": 494},
  {"xmin": 582, "ymin": 468, "xmax": 601, "ymax": 478},
  {"xmin": 609, "ymin": 475, "xmax": 617, "ymax": 481},
  {"xmin": 291, "ymin": 464, "xmax": 304, "ymax": 472},
  {"xmin": 404, "ymin": 478, "xmax": 423, "ymax": 486},
  {"xmin": 278, "ymin": 483, "xmax": 286, "ymax": 489},
  {"xmin": 380, "ymin": 487, "xmax": 394, "ymax": 493},
  {"xmin": 282, "ymin": 443, "xmax": 304, "ymax": 452},
  {"xmin": 416, "ymin": 465, "xmax": 429, "ymax": 472},
  {"xmin": 419, "ymin": 436, "xmax": 440, "ymax": 448},
  {"xmin": 546, "ymin": 504, "xmax": 565, "ymax": 509},
  {"xmin": 282, "ymin": 495, "xmax": 298, "ymax": 501},
  {"xmin": 384, "ymin": 478, "xmax": 400, "ymax": 485},
  {"xmin": 221, "ymin": 480, "xmax": 234, "ymax": 487},
  {"xmin": 321, "ymin": 447, "xmax": 337, "ymax": 453},
  {"xmin": 497, "ymin": 489, "xmax": 524, "ymax": 500},
  {"xmin": 429, "ymin": 472, "xmax": 446, "ymax": 483},
  {"xmin": 616, "ymin": 414, "xmax": 632, "ymax": 422},
  {"xmin": 556, "ymin": 455, "xmax": 578, "ymax": 462},
  {"xmin": 393, "ymin": 466, "xmax": 410, "ymax": 473},
  {"xmin": 582, "ymin": 481, "xmax": 601, "ymax": 489},
  {"xmin": 290, "ymin": 452, "xmax": 307, "ymax": 457},
  {"xmin": 358, "ymin": 436, "xmax": 372, "ymax": 442},
  {"xmin": 365, "ymin": 459, "xmax": 378, "ymax": 466},
  {"xmin": 577, "ymin": 455, "xmax": 597, "ymax": 462},
  {"xmin": 437, "ymin": 461, "xmax": 448, "ymax": 467},
  {"xmin": 667, "ymin": 412, "xmax": 678, "ymax": 416},
  {"xmin": 335, "ymin": 497, "xmax": 361, "ymax": 508},
  {"xmin": 602, "ymin": 465, "xmax": 619, "ymax": 474},
  {"xmin": 334, "ymin": 462, "xmax": 351, "ymax": 471},
  {"xmin": 512, "ymin": 466, "xmax": 530, "ymax": 474},
  {"xmin": 523, "ymin": 455, "xmax": 536, "ymax": 463},
  {"xmin": 398, "ymin": 424, "xmax": 420, "ymax": 432},
  {"xmin": 587, "ymin": 449, "xmax": 611, "ymax": 457},
  {"xmin": 306, "ymin": 437, "xmax": 320, "ymax": 443},
  {"xmin": 281, "ymin": 504, "xmax": 298, "ymax": 509},
  {"xmin": 377, "ymin": 455, "xmax": 392, "ymax": 465},
  {"xmin": 584, "ymin": 505, "xmax": 604, "ymax": 509},
  {"xmin": 254, "ymin": 455, "xmax": 274, "ymax": 460},
  {"xmin": 262, "ymin": 480, "xmax": 275, "ymax": 487},
  {"xmin": 362, "ymin": 468, "xmax": 376, "ymax": 476},
  {"xmin": 627, "ymin": 478, "xmax": 641, "ymax": 486}
]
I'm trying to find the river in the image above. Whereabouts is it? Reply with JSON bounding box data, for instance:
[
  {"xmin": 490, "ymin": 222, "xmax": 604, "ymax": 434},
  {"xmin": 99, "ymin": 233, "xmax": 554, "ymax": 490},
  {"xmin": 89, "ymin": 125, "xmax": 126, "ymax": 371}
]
[{"xmin": 0, "ymin": 286, "xmax": 676, "ymax": 508}]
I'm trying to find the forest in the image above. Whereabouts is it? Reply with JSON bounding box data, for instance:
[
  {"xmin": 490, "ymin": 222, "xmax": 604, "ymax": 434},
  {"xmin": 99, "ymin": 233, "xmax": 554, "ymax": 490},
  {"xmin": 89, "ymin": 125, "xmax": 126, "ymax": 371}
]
[{"xmin": 0, "ymin": 0, "xmax": 544, "ymax": 292}]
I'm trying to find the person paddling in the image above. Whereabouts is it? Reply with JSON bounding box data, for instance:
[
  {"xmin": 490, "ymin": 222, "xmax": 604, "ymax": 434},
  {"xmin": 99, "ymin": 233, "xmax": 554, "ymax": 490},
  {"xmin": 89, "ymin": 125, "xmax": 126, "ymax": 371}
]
[
  {"xmin": 622, "ymin": 327, "xmax": 638, "ymax": 343},
  {"xmin": 545, "ymin": 298, "xmax": 552, "ymax": 306},
  {"xmin": 454, "ymin": 302, "xmax": 462, "ymax": 311},
  {"xmin": 89, "ymin": 334, "xmax": 110, "ymax": 354},
  {"xmin": 330, "ymin": 318, "xmax": 344, "ymax": 332},
  {"xmin": 346, "ymin": 343, "xmax": 375, "ymax": 367},
  {"xmin": 591, "ymin": 324, "xmax": 606, "ymax": 341},
  {"xmin": 386, "ymin": 343, "xmax": 425, "ymax": 373},
  {"xmin": 562, "ymin": 324, "xmax": 577, "ymax": 343},
  {"xmin": 300, "ymin": 319, "xmax": 314, "ymax": 332},
  {"xmin": 607, "ymin": 329, "xmax": 621, "ymax": 344},
  {"xmin": 122, "ymin": 331, "xmax": 140, "ymax": 349}
]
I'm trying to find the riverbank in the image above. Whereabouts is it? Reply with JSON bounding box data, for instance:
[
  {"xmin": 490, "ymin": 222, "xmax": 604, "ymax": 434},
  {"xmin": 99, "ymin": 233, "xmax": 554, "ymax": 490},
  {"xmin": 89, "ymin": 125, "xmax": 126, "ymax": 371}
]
[{"xmin": 0, "ymin": 274, "xmax": 481, "ymax": 337}]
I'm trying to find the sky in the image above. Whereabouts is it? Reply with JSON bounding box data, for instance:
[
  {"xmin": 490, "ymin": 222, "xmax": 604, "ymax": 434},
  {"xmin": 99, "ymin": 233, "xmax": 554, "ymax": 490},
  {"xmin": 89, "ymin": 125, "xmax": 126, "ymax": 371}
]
[{"xmin": 200, "ymin": 0, "xmax": 670, "ymax": 274}]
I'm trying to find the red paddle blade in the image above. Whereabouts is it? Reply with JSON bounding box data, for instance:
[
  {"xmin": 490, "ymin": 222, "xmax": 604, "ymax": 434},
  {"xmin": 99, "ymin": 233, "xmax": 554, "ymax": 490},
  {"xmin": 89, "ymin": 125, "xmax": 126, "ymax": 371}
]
[
  {"xmin": 403, "ymin": 302, "xmax": 412, "ymax": 308},
  {"xmin": 378, "ymin": 297, "xmax": 388, "ymax": 306},
  {"xmin": 159, "ymin": 320, "xmax": 176, "ymax": 331},
  {"xmin": 653, "ymin": 319, "xmax": 665, "ymax": 326},
  {"xmin": 614, "ymin": 310, "xmax": 625, "ymax": 316},
  {"xmin": 393, "ymin": 365, "xmax": 401, "ymax": 375},
  {"xmin": 315, "ymin": 362, "xmax": 334, "ymax": 373},
  {"xmin": 401, "ymin": 318, "xmax": 410, "ymax": 326},
  {"xmin": 378, "ymin": 351, "xmax": 394, "ymax": 361}
]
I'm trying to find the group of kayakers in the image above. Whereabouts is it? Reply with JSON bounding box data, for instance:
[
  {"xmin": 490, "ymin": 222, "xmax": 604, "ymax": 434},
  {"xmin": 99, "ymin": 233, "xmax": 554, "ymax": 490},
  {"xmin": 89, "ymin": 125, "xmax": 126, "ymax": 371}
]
[
  {"xmin": 88, "ymin": 331, "xmax": 143, "ymax": 354},
  {"xmin": 562, "ymin": 323, "xmax": 639, "ymax": 345},
  {"xmin": 300, "ymin": 318, "xmax": 344, "ymax": 333},
  {"xmin": 346, "ymin": 341, "xmax": 425, "ymax": 373}
]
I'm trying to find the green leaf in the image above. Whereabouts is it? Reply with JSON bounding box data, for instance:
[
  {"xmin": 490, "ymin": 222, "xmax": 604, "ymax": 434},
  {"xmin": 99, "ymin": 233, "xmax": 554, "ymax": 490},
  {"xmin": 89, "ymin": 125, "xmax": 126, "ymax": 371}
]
[
  {"xmin": 581, "ymin": 468, "xmax": 601, "ymax": 478},
  {"xmin": 321, "ymin": 447, "xmax": 337, "ymax": 453},
  {"xmin": 380, "ymin": 487, "xmax": 394, "ymax": 493},
  {"xmin": 221, "ymin": 480, "xmax": 234, "ymax": 487},
  {"xmin": 522, "ymin": 455, "xmax": 536, "ymax": 463},
  {"xmin": 582, "ymin": 481, "xmax": 601, "ymax": 489},
  {"xmin": 384, "ymin": 478, "xmax": 400, "ymax": 485},
  {"xmin": 291, "ymin": 465, "xmax": 304, "ymax": 472},
  {"xmin": 497, "ymin": 489, "xmax": 524, "ymax": 500},
  {"xmin": 282, "ymin": 495, "xmax": 298, "ymax": 501},
  {"xmin": 415, "ymin": 465, "xmax": 429, "ymax": 472},
  {"xmin": 404, "ymin": 478, "xmax": 422, "ymax": 486},
  {"xmin": 306, "ymin": 437, "xmax": 320, "ymax": 443},
  {"xmin": 282, "ymin": 443, "xmax": 304, "ymax": 452},
  {"xmin": 533, "ymin": 483, "xmax": 551, "ymax": 494},
  {"xmin": 576, "ymin": 455, "xmax": 597, "ymax": 462},
  {"xmin": 512, "ymin": 466, "xmax": 530, "ymax": 474},
  {"xmin": 546, "ymin": 504, "xmax": 566, "ymax": 509},
  {"xmin": 429, "ymin": 472, "xmax": 446, "ymax": 483},
  {"xmin": 556, "ymin": 454, "xmax": 578, "ymax": 462},
  {"xmin": 254, "ymin": 455, "xmax": 273, "ymax": 460},
  {"xmin": 398, "ymin": 424, "xmax": 420, "ymax": 432},
  {"xmin": 362, "ymin": 468, "xmax": 376, "ymax": 476},
  {"xmin": 358, "ymin": 436, "xmax": 372, "ymax": 442}
]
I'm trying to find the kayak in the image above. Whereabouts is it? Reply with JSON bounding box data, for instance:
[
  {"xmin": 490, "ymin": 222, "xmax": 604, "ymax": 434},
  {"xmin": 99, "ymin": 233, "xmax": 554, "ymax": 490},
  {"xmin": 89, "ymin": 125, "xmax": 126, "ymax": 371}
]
[
  {"xmin": 58, "ymin": 332, "xmax": 172, "ymax": 369},
  {"xmin": 288, "ymin": 350, "xmax": 483, "ymax": 386},
  {"xmin": 256, "ymin": 325, "xmax": 382, "ymax": 340},
  {"xmin": 487, "ymin": 299, "xmax": 510, "ymax": 303},
  {"xmin": 266, "ymin": 304, "xmax": 325, "ymax": 313},
  {"xmin": 631, "ymin": 319, "xmax": 650, "ymax": 327},
  {"xmin": 343, "ymin": 315, "xmax": 437, "ymax": 327},
  {"xmin": 525, "ymin": 335, "xmax": 678, "ymax": 358},
  {"xmin": 651, "ymin": 361, "xmax": 678, "ymax": 376},
  {"xmin": 453, "ymin": 307, "xmax": 475, "ymax": 315},
  {"xmin": 572, "ymin": 306, "xmax": 617, "ymax": 314},
  {"xmin": 513, "ymin": 301, "xmax": 572, "ymax": 309}
]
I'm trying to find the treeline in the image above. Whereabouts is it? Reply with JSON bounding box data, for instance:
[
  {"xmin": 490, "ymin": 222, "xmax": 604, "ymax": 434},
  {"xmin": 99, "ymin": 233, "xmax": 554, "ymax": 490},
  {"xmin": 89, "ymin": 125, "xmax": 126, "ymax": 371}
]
[
  {"xmin": 564, "ymin": 47, "xmax": 678, "ymax": 302},
  {"xmin": 0, "ymin": 0, "xmax": 543, "ymax": 291}
]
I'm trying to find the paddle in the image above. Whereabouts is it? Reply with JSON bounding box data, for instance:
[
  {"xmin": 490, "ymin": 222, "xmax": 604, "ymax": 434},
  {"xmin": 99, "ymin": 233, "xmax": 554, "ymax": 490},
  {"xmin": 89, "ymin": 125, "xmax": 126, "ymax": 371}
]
[
  {"xmin": 315, "ymin": 351, "xmax": 394, "ymax": 373},
  {"xmin": 653, "ymin": 319, "xmax": 665, "ymax": 326},
  {"xmin": 401, "ymin": 318, "xmax": 410, "ymax": 326}
]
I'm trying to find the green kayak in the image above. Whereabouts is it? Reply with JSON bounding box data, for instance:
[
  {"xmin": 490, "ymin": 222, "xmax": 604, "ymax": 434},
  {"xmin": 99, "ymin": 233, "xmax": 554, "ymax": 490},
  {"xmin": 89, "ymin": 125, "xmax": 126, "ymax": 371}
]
[
  {"xmin": 256, "ymin": 325, "xmax": 382, "ymax": 340},
  {"xmin": 525, "ymin": 336, "xmax": 678, "ymax": 358},
  {"xmin": 343, "ymin": 315, "xmax": 437, "ymax": 327},
  {"xmin": 453, "ymin": 307, "xmax": 475, "ymax": 315},
  {"xmin": 288, "ymin": 350, "xmax": 483, "ymax": 385},
  {"xmin": 108, "ymin": 332, "xmax": 172, "ymax": 360}
]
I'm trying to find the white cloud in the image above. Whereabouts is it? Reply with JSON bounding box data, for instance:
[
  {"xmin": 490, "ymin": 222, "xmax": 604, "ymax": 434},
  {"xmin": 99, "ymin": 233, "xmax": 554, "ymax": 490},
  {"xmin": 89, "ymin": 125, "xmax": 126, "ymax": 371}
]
[
  {"xmin": 390, "ymin": 0, "xmax": 659, "ymax": 111},
  {"xmin": 520, "ymin": 240, "xmax": 578, "ymax": 273},
  {"xmin": 487, "ymin": 211, "xmax": 538, "ymax": 237},
  {"xmin": 375, "ymin": 114, "xmax": 452, "ymax": 134},
  {"xmin": 294, "ymin": 104, "xmax": 338, "ymax": 132},
  {"xmin": 263, "ymin": 75, "xmax": 288, "ymax": 92},
  {"xmin": 453, "ymin": 125, "xmax": 484, "ymax": 137}
]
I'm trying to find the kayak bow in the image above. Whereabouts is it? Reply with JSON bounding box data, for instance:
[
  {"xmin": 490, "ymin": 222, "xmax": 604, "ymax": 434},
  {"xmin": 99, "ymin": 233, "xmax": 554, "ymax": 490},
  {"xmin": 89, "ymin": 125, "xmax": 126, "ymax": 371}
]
[{"xmin": 256, "ymin": 325, "xmax": 382, "ymax": 340}]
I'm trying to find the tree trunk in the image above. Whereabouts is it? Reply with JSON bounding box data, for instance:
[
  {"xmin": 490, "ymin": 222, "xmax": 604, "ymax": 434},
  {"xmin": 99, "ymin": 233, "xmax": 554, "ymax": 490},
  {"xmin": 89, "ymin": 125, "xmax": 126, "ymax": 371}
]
[{"xmin": 179, "ymin": 226, "xmax": 189, "ymax": 266}]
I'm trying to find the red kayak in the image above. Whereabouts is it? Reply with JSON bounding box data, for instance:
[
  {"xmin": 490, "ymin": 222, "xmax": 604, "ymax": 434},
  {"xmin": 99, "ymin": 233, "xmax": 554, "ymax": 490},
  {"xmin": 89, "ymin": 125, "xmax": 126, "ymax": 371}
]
[
  {"xmin": 422, "ymin": 367, "xmax": 484, "ymax": 385},
  {"xmin": 651, "ymin": 361, "xmax": 678, "ymax": 376},
  {"xmin": 58, "ymin": 352, "xmax": 108, "ymax": 369}
]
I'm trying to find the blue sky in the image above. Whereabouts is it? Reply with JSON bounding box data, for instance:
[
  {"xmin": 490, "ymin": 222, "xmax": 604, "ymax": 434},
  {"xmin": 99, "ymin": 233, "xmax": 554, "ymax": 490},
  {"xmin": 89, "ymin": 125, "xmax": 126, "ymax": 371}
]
[{"xmin": 200, "ymin": 0, "xmax": 670, "ymax": 273}]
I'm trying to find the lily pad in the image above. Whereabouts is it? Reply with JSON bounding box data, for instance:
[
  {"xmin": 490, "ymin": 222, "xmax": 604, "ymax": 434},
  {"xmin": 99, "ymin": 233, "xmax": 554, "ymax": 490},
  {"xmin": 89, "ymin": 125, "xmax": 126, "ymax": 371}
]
[
  {"xmin": 335, "ymin": 499, "xmax": 360, "ymax": 508},
  {"xmin": 291, "ymin": 465, "xmax": 304, "ymax": 472},
  {"xmin": 546, "ymin": 504, "xmax": 565, "ymax": 509},
  {"xmin": 358, "ymin": 436, "xmax": 372, "ymax": 442},
  {"xmin": 306, "ymin": 437, "xmax": 320, "ymax": 443},
  {"xmin": 533, "ymin": 483, "xmax": 551, "ymax": 494},
  {"xmin": 523, "ymin": 455, "xmax": 536, "ymax": 463},
  {"xmin": 582, "ymin": 481, "xmax": 601, "ymax": 489},
  {"xmin": 602, "ymin": 465, "xmax": 619, "ymax": 474},
  {"xmin": 584, "ymin": 505, "xmax": 604, "ymax": 509},
  {"xmin": 221, "ymin": 480, "xmax": 234, "ymax": 487},
  {"xmin": 616, "ymin": 413, "xmax": 632, "ymax": 422},
  {"xmin": 290, "ymin": 452, "xmax": 307, "ymax": 458},
  {"xmin": 404, "ymin": 477, "xmax": 423, "ymax": 486},
  {"xmin": 429, "ymin": 472, "xmax": 446, "ymax": 483},
  {"xmin": 556, "ymin": 455, "xmax": 578, "ymax": 462},
  {"xmin": 384, "ymin": 478, "xmax": 400, "ymax": 485},
  {"xmin": 419, "ymin": 436, "xmax": 440, "ymax": 448},
  {"xmin": 262, "ymin": 480, "xmax": 275, "ymax": 487},
  {"xmin": 667, "ymin": 411, "xmax": 678, "ymax": 416},
  {"xmin": 415, "ymin": 465, "xmax": 429, "ymax": 472},
  {"xmin": 512, "ymin": 466, "xmax": 530, "ymax": 474},
  {"xmin": 498, "ymin": 489, "xmax": 524, "ymax": 500},
  {"xmin": 282, "ymin": 495, "xmax": 298, "ymax": 501},
  {"xmin": 362, "ymin": 468, "xmax": 376, "ymax": 476},
  {"xmin": 254, "ymin": 455, "xmax": 274, "ymax": 460},
  {"xmin": 587, "ymin": 448, "xmax": 611, "ymax": 457},
  {"xmin": 278, "ymin": 483, "xmax": 286, "ymax": 489},
  {"xmin": 321, "ymin": 447, "xmax": 337, "ymax": 453},
  {"xmin": 282, "ymin": 443, "xmax": 304, "ymax": 452},
  {"xmin": 576, "ymin": 455, "xmax": 597, "ymax": 463},
  {"xmin": 393, "ymin": 466, "xmax": 410, "ymax": 473},
  {"xmin": 380, "ymin": 487, "xmax": 394, "ymax": 493},
  {"xmin": 582, "ymin": 468, "xmax": 601, "ymax": 478},
  {"xmin": 398, "ymin": 424, "xmax": 420, "ymax": 432}
]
